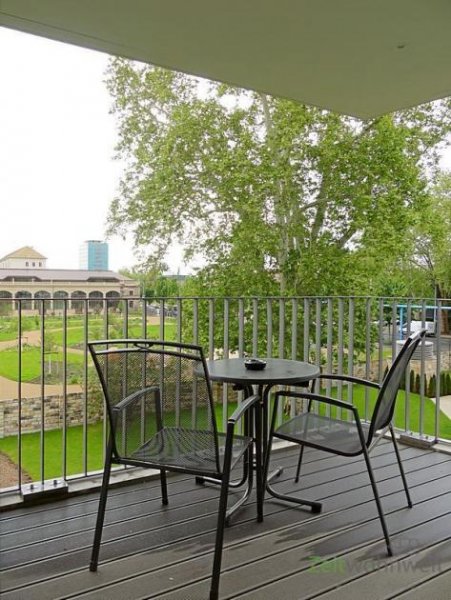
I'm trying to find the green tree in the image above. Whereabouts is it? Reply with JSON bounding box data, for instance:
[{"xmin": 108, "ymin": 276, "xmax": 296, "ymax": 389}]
[
  {"xmin": 105, "ymin": 59, "xmax": 451, "ymax": 300},
  {"xmin": 408, "ymin": 170, "xmax": 451, "ymax": 332},
  {"xmin": 154, "ymin": 275, "xmax": 181, "ymax": 299},
  {"xmin": 105, "ymin": 60, "xmax": 451, "ymax": 357}
]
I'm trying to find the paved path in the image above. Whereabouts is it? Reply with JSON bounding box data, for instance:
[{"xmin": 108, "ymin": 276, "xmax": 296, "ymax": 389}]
[
  {"xmin": 0, "ymin": 328, "xmax": 42, "ymax": 351},
  {"xmin": 437, "ymin": 395, "xmax": 451, "ymax": 419},
  {"xmin": 0, "ymin": 375, "xmax": 81, "ymax": 400}
]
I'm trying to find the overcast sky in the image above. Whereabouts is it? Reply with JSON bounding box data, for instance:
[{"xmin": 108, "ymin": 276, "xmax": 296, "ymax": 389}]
[
  {"xmin": 0, "ymin": 27, "xmax": 139, "ymax": 271},
  {"xmin": 1, "ymin": 27, "xmax": 450, "ymax": 274}
]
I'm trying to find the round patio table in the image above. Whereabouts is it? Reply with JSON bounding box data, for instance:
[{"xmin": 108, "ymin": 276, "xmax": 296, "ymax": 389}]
[
  {"xmin": 203, "ymin": 357, "xmax": 321, "ymax": 517},
  {"xmin": 206, "ymin": 357, "xmax": 319, "ymax": 389}
]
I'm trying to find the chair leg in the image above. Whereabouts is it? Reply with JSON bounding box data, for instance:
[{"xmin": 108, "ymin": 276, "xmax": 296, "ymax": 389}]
[
  {"xmin": 209, "ymin": 440, "xmax": 233, "ymax": 600},
  {"xmin": 362, "ymin": 446, "xmax": 393, "ymax": 557},
  {"xmin": 389, "ymin": 424, "xmax": 412, "ymax": 508},
  {"xmin": 295, "ymin": 397, "xmax": 313, "ymax": 483},
  {"xmin": 160, "ymin": 469, "xmax": 168, "ymax": 505},
  {"xmin": 294, "ymin": 445, "xmax": 305, "ymax": 483},
  {"xmin": 254, "ymin": 404, "xmax": 264, "ymax": 523},
  {"xmin": 90, "ymin": 441, "xmax": 113, "ymax": 572}
]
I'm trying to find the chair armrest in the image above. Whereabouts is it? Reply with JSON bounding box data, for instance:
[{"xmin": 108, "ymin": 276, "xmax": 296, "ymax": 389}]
[
  {"xmin": 113, "ymin": 385, "xmax": 160, "ymax": 413},
  {"xmin": 228, "ymin": 394, "xmax": 260, "ymax": 425},
  {"xmin": 274, "ymin": 389, "xmax": 360, "ymax": 418},
  {"xmin": 317, "ymin": 373, "xmax": 381, "ymax": 390}
]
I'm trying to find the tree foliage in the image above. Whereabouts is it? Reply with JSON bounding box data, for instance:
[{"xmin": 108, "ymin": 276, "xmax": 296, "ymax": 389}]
[
  {"xmin": 410, "ymin": 171, "xmax": 451, "ymax": 299},
  {"xmin": 106, "ymin": 58, "xmax": 451, "ymax": 298}
]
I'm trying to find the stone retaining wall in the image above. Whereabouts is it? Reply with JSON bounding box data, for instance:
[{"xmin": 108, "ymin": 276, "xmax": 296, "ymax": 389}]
[{"xmin": 0, "ymin": 393, "xmax": 101, "ymax": 438}]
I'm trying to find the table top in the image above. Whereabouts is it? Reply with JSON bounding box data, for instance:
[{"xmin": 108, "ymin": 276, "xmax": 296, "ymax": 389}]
[{"xmin": 205, "ymin": 357, "xmax": 320, "ymax": 386}]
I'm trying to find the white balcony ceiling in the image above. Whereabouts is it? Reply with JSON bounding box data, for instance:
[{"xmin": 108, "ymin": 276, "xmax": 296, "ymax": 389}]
[{"xmin": 0, "ymin": 0, "xmax": 450, "ymax": 119}]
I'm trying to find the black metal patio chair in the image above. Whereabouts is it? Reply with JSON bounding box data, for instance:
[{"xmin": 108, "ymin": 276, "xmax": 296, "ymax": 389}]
[
  {"xmin": 265, "ymin": 329, "xmax": 426, "ymax": 556},
  {"xmin": 88, "ymin": 339, "xmax": 262, "ymax": 600}
]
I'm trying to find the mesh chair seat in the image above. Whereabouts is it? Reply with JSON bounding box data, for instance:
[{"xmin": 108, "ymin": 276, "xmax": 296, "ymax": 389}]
[
  {"xmin": 130, "ymin": 427, "xmax": 252, "ymax": 476},
  {"xmin": 275, "ymin": 413, "xmax": 370, "ymax": 456}
]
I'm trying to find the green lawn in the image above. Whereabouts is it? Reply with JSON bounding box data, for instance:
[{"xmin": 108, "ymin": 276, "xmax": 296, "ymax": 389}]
[
  {"xmin": 0, "ymin": 402, "xmax": 238, "ymax": 481},
  {"xmin": 0, "ymin": 314, "xmax": 177, "ymax": 343},
  {"xmin": 292, "ymin": 385, "xmax": 451, "ymax": 439},
  {"xmin": 1, "ymin": 384, "xmax": 449, "ymax": 483},
  {"xmin": 0, "ymin": 346, "xmax": 84, "ymax": 382},
  {"xmin": 0, "ymin": 323, "xmax": 176, "ymax": 382},
  {"xmin": 0, "ymin": 422, "xmax": 106, "ymax": 480}
]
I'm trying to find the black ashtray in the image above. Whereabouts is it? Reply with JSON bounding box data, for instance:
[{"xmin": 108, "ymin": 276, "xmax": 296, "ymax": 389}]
[{"xmin": 244, "ymin": 358, "xmax": 267, "ymax": 371}]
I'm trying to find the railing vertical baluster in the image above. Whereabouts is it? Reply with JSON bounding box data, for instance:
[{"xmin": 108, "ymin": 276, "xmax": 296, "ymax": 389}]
[
  {"xmin": 435, "ymin": 299, "xmax": 442, "ymax": 441},
  {"xmin": 208, "ymin": 298, "xmax": 215, "ymax": 361},
  {"xmin": 175, "ymin": 345, "xmax": 181, "ymax": 430},
  {"xmin": 314, "ymin": 298, "xmax": 322, "ymax": 415},
  {"xmin": 103, "ymin": 297, "xmax": 108, "ymax": 340},
  {"xmin": 291, "ymin": 298, "xmax": 298, "ymax": 361},
  {"xmin": 406, "ymin": 300, "xmax": 412, "ymax": 335},
  {"xmin": 223, "ymin": 298, "xmax": 230, "ymax": 431},
  {"xmin": 252, "ymin": 298, "xmax": 259, "ymax": 357},
  {"xmin": 159, "ymin": 298, "xmax": 165, "ymax": 340},
  {"xmin": 83, "ymin": 299, "xmax": 89, "ymax": 476},
  {"xmin": 378, "ymin": 299, "xmax": 384, "ymax": 384},
  {"xmin": 405, "ymin": 299, "xmax": 412, "ymax": 433},
  {"xmin": 18, "ymin": 301, "xmax": 23, "ymax": 490},
  {"xmin": 337, "ymin": 298, "xmax": 344, "ymax": 406},
  {"xmin": 193, "ymin": 299, "xmax": 199, "ymax": 345},
  {"xmin": 279, "ymin": 298, "xmax": 285, "ymax": 359},
  {"xmin": 40, "ymin": 300, "xmax": 45, "ymax": 484},
  {"xmin": 102, "ymin": 298, "xmax": 109, "ymax": 464},
  {"xmin": 348, "ymin": 298, "xmax": 355, "ymax": 404},
  {"xmin": 267, "ymin": 298, "xmax": 273, "ymax": 358},
  {"xmin": 391, "ymin": 301, "xmax": 398, "ymax": 356},
  {"xmin": 176, "ymin": 298, "xmax": 182, "ymax": 343},
  {"xmin": 223, "ymin": 298, "xmax": 229, "ymax": 360},
  {"xmin": 142, "ymin": 297, "xmax": 147, "ymax": 337},
  {"xmin": 238, "ymin": 299, "xmax": 244, "ymax": 358},
  {"xmin": 290, "ymin": 298, "xmax": 299, "ymax": 417},
  {"xmin": 364, "ymin": 298, "xmax": 371, "ymax": 421},
  {"xmin": 277, "ymin": 298, "xmax": 286, "ymax": 425},
  {"xmin": 123, "ymin": 296, "xmax": 129, "ymax": 338},
  {"xmin": 326, "ymin": 299, "xmax": 333, "ymax": 405},
  {"xmin": 315, "ymin": 298, "xmax": 321, "ymax": 369},
  {"xmin": 237, "ymin": 298, "xmax": 245, "ymax": 414},
  {"xmin": 303, "ymin": 298, "xmax": 310, "ymax": 362},
  {"xmin": 192, "ymin": 298, "xmax": 199, "ymax": 428},
  {"xmin": 62, "ymin": 300, "xmax": 68, "ymax": 481},
  {"xmin": 419, "ymin": 299, "xmax": 426, "ymax": 437}
]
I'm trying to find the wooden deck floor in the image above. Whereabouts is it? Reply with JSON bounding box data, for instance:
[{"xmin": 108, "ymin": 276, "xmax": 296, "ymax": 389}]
[{"xmin": 2, "ymin": 442, "xmax": 451, "ymax": 600}]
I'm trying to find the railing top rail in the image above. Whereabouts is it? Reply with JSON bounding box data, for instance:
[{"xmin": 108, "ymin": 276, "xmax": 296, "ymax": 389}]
[{"xmin": 144, "ymin": 295, "xmax": 449, "ymax": 302}]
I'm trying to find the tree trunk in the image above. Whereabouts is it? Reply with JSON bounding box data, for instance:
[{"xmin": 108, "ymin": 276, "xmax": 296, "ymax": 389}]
[{"xmin": 436, "ymin": 285, "xmax": 450, "ymax": 334}]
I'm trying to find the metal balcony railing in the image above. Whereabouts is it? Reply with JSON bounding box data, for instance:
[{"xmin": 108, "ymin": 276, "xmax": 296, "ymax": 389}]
[{"xmin": 0, "ymin": 295, "xmax": 450, "ymax": 497}]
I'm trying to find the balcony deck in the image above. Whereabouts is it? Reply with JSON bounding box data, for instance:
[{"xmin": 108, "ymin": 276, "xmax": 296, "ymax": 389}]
[{"xmin": 2, "ymin": 442, "xmax": 451, "ymax": 600}]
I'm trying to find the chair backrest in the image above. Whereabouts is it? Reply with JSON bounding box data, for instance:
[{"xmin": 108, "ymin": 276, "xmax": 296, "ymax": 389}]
[
  {"xmin": 88, "ymin": 339, "xmax": 218, "ymax": 461},
  {"xmin": 368, "ymin": 329, "xmax": 426, "ymax": 442}
]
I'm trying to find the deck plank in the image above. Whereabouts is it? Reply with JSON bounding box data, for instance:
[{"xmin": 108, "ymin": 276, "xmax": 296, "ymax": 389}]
[
  {"xmin": 391, "ymin": 568, "xmax": 451, "ymax": 600},
  {"xmin": 1, "ymin": 443, "xmax": 451, "ymax": 600}
]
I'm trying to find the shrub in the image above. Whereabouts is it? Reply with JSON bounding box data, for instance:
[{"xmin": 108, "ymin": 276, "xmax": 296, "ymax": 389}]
[{"xmin": 428, "ymin": 374, "xmax": 437, "ymax": 398}]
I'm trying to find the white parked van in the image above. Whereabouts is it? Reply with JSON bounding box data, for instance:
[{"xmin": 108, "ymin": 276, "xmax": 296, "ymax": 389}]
[{"xmin": 402, "ymin": 320, "xmax": 436, "ymax": 336}]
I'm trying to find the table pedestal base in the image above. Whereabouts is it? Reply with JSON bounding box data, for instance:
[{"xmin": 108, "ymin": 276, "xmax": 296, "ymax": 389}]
[
  {"xmin": 195, "ymin": 444, "xmax": 256, "ymax": 524},
  {"xmin": 265, "ymin": 479, "xmax": 322, "ymax": 513},
  {"xmin": 195, "ymin": 473, "xmax": 255, "ymax": 524}
]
